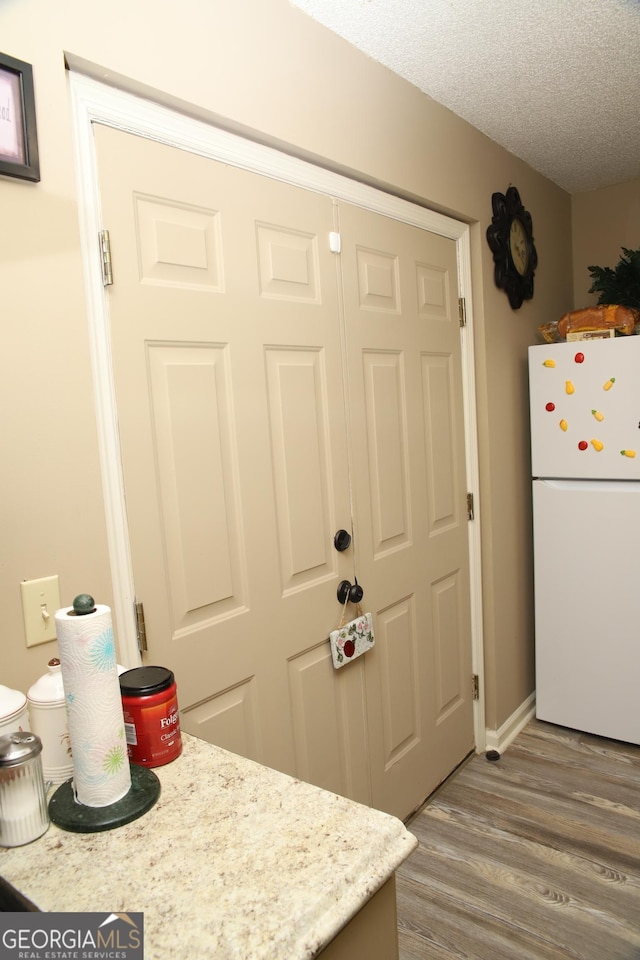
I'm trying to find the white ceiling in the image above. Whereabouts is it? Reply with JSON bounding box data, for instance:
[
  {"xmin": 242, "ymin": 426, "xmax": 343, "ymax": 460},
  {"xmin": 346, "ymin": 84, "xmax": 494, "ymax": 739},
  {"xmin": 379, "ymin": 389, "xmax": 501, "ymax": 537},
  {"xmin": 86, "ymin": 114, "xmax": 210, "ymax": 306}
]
[{"xmin": 290, "ymin": 0, "xmax": 640, "ymax": 194}]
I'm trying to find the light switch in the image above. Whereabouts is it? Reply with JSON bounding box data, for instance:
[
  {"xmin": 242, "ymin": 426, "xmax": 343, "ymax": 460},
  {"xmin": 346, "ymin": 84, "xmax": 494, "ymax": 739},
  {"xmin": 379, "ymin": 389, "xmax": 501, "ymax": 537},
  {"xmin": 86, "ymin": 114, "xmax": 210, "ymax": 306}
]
[{"xmin": 21, "ymin": 576, "xmax": 61, "ymax": 647}]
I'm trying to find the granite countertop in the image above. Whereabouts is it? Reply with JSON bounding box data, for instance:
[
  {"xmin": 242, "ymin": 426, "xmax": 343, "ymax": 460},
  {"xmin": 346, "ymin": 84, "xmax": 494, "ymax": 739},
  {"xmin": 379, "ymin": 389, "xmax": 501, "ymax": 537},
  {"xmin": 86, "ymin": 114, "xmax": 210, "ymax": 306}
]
[{"xmin": 0, "ymin": 734, "xmax": 417, "ymax": 959}]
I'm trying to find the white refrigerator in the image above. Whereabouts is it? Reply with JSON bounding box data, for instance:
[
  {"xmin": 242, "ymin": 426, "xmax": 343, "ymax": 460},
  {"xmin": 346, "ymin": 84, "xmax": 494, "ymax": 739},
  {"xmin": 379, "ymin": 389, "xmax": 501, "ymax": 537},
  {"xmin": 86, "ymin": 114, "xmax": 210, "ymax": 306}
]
[{"xmin": 529, "ymin": 335, "xmax": 640, "ymax": 745}]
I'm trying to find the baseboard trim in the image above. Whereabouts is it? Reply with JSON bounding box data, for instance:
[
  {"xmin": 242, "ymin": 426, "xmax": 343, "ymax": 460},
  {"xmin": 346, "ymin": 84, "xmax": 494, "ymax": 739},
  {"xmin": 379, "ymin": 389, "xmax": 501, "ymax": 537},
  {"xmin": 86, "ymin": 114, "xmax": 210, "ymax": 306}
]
[{"xmin": 484, "ymin": 693, "xmax": 536, "ymax": 755}]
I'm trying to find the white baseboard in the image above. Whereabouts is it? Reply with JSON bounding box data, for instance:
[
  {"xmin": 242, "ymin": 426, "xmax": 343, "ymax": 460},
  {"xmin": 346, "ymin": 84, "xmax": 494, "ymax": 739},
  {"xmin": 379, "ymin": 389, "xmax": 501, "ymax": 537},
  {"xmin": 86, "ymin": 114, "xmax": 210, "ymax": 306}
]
[{"xmin": 484, "ymin": 692, "xmax": 536, "ymax": 755}]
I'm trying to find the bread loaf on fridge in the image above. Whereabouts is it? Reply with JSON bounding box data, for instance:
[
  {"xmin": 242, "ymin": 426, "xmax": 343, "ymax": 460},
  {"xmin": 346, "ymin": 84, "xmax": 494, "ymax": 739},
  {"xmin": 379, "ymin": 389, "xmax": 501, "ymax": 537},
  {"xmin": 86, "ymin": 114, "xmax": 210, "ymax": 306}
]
[{"xmin": 558, "ymin": 304, "xmax": 639, "ymax": 338}]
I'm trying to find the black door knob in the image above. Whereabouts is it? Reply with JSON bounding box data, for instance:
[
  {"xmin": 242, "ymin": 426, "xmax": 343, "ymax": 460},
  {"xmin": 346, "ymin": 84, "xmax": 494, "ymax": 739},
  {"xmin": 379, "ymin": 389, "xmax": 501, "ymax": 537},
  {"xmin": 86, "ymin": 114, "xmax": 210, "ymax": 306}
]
[
  {"xmin": 334, "ymin": 529, "xmax": 352, "ymax": 552},
  {"xmin": 337, "ymin": 579, "xmax": 364, "ymax": 604},
  {"xmin": 350, "ymin": 580, "xmax": 364, "ymax": 603}
]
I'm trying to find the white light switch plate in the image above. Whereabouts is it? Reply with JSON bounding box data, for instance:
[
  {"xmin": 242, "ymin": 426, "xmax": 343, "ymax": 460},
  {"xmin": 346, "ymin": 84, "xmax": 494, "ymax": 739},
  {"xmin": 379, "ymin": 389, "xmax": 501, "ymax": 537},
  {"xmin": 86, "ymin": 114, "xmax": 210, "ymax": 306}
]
[{"xmin": 21, "ymin": 576, "xmax": 60, "ymax": 647}]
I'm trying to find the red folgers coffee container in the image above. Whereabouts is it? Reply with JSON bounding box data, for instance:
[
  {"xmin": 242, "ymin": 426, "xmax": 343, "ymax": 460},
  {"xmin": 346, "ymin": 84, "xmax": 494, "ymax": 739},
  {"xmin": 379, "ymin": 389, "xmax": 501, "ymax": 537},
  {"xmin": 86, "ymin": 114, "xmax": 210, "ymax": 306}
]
[{"xmin": 119, "ymin": 666, "xmax": 182, "ymax": 767}]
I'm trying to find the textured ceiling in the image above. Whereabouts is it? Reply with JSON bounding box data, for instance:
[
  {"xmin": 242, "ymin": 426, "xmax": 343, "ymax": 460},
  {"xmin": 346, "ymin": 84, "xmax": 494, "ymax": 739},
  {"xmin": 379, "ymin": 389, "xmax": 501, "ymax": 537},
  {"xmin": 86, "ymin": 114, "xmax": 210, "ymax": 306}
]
[{"xmin": 290, "ymin": 0, "xmax": 640, "ymax": 194}]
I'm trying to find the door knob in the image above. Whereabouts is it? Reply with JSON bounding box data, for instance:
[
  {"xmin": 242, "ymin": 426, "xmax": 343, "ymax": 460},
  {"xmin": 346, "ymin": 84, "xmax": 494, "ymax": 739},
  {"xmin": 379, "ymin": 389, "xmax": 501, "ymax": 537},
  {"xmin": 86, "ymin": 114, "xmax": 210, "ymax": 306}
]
[
  {"xmin": 334, "ymin": 529, "xmax": 352, "ymax": 552},
  {"xmin": 337, "ymin": 579, "xmax": 364, "ymax": 604}
]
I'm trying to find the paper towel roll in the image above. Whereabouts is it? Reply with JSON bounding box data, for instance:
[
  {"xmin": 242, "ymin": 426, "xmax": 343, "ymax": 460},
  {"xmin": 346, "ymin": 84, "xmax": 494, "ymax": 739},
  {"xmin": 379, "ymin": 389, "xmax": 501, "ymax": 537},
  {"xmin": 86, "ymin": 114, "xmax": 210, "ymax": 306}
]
[{"xmin": 54, "ymin": 603, "xmax": 131, "ymax": 807}]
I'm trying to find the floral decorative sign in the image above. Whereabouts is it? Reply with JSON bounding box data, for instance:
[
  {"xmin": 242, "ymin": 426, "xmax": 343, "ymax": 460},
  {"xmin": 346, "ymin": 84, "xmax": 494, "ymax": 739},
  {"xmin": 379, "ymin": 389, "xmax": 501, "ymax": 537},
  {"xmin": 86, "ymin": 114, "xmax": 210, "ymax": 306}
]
[{"xmin": 329, "ymin": 611, "xmax": 375, "ymax": 669}]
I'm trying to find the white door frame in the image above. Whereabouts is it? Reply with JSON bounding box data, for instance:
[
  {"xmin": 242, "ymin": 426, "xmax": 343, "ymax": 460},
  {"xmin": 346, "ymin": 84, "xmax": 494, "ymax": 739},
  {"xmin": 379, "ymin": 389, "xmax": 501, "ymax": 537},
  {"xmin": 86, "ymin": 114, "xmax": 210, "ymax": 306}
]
[{"xmin": 68, "ymin": 70, "xmax": 486, "ymax": 752}]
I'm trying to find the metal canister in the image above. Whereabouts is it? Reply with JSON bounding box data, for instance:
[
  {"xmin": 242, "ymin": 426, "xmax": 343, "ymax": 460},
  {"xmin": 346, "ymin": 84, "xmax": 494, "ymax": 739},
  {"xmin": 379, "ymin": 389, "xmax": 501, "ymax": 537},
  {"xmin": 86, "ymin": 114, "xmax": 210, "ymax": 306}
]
[
  {"xmin": 119, "ymin": 666, "xmax": 182, "ymax": 767},
  {"xmin": 0, "ymin": 732, "xmax": 50, "ymax": 847}
]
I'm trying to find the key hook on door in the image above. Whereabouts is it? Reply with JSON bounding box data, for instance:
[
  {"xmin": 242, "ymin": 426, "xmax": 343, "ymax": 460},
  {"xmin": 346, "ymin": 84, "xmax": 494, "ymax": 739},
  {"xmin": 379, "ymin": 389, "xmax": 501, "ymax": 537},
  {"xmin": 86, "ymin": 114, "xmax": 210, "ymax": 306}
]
[{"xmin": 337, "ymin": 578, "xmax": 364, "ymax": 605}]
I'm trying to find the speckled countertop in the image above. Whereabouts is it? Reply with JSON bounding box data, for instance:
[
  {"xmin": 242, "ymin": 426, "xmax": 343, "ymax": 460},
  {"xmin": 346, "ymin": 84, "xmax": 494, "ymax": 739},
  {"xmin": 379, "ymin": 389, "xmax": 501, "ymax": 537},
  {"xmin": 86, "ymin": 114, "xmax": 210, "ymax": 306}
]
[{"xmin": 0, "ymin": 734, "xmax": 417, "ymax": 959}]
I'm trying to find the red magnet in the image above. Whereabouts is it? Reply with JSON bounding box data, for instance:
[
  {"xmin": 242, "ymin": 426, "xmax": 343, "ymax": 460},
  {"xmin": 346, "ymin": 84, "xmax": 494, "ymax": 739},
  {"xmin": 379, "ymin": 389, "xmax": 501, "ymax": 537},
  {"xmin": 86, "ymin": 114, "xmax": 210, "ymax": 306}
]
[
  {"xmin": 574, "ymin": 352, "xmax": 585, "ymax": 363},
  {"xmin": 578, "ymin": 440, "xmax": 588, "ymax": 451},
  {"xmin": 545, "ymin": 402, "xmax": 555, "ymax": 412}
]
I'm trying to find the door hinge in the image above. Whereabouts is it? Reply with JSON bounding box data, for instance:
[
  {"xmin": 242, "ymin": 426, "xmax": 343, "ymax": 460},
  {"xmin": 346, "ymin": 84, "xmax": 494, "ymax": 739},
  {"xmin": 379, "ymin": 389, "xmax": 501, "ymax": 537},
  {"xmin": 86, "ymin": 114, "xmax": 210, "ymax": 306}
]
[
  {"xmin": 472, "ymin": 674, "xmax": 480, "ymax": 701},
  {"xmin": 467, "ymin": 492, "xmax": 474, "ymax": 521},
  {"xmin": 134, "ymin": 600, "xmax": 147, "ymax": 654},
  {"xmin": 99, "ymin": 229, "xmax": 113, "ymax": 286},
  {"xmin": 458, "ymin": 297, "xmax": 466, "ymax": 327}
]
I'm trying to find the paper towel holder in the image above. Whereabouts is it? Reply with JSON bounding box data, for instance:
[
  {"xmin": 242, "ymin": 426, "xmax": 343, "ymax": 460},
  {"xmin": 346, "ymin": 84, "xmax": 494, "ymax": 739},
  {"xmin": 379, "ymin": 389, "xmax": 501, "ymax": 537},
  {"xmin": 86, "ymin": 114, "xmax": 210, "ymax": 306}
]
[
  {"xmin": 48, "ymin": 764, "xmax": 160, "ymax": 833},
  {"xmin": 48, "ymin": 593, "xmax": 161, "ymax": 833}
]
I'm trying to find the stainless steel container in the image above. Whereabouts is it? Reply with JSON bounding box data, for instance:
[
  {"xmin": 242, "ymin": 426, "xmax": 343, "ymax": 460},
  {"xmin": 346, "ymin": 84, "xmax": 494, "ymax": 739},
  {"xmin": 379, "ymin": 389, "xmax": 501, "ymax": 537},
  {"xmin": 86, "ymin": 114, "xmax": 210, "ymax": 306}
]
[{"xmin": 0, "ymin": 732, "xmax": 50, "ymax": 847}]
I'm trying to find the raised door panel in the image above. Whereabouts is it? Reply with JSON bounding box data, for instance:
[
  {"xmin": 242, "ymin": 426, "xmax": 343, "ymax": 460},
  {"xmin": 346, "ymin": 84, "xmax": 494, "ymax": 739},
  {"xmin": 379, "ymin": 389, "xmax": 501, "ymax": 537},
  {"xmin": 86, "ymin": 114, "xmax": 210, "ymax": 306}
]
[
  {"xmin": 362, "ymin": 351, "xmax": 410, "ymax": 552},
  {"xmin": 146, "ymin": 343, "xmax": 245, "ymax": 621},
  {"xmin": 288, "ymin": 645, "xmax": 369, "ymax": 802},
  {"xmin": 182, "ymin": 679, "xmax": 262, "ymax": 761},
  {"xmin": 422, "ymin": 353, "xmax": 458, "ymax": 531},
  {"xmin": 265, "ymin": 348, "xmax": 332, "ymax": 591},
  {"xmin": 376, "ymin": 598, "xmax": 420, "ymax": 765}
]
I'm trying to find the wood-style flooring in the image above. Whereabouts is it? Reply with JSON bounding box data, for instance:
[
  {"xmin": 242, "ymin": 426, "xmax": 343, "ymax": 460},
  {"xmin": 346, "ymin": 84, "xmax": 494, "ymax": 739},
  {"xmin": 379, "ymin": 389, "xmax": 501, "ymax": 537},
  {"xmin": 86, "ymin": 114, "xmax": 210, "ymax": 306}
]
[{"xmin": 396, "ymin": 719, "xmax": 640, "ymax": 960}]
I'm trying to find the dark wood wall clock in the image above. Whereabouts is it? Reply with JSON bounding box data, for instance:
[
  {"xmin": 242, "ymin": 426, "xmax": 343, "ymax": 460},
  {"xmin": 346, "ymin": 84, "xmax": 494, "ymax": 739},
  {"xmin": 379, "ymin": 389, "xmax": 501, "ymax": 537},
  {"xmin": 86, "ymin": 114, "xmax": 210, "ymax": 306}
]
[{"xmin": 486, "ymin": 186, "xmax": 537, "ymax": 310}]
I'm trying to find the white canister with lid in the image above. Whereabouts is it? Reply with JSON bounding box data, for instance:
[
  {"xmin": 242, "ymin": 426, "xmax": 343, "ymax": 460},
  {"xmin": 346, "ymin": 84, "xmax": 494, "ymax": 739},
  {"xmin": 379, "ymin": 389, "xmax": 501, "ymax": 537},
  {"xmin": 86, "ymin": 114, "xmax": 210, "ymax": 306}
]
[
  {"xmin": 27, "ymin": 658, "xmax": 73, "ymax": 785},
  {"xmin": 0, "ymin": 684, "xmax": 29, "ymax": 741}
]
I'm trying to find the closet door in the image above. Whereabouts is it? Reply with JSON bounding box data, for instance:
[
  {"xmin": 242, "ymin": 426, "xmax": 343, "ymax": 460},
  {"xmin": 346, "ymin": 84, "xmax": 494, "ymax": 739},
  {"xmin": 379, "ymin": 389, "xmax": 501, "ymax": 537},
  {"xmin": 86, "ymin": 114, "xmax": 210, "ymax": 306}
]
[
  {"xmin": 338, "ymin": 203, "xmax": 474, "ymax": 818},
  {"xmin": 94, "ymin": 123, "xmax": 475, "ymax": 818},
  {"xmin": 94, "ymin": 124, "xmax": 371, "ymax": 804}
]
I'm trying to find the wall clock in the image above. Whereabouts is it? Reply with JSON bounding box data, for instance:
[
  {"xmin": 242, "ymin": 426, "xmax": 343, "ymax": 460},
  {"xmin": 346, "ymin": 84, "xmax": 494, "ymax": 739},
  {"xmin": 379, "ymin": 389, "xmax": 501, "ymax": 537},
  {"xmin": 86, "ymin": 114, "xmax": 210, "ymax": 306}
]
[{"xmin": 486, "ymin": 186, "xmax": 537, "ymax": 310}]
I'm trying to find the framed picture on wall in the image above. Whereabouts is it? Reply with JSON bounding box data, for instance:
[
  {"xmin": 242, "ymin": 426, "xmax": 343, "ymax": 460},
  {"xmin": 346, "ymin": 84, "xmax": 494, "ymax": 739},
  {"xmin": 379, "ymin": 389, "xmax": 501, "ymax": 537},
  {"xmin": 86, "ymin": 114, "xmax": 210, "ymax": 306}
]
[{"xmin": 0, "ymin": 52, "xmax": 40, "ymax": 181}]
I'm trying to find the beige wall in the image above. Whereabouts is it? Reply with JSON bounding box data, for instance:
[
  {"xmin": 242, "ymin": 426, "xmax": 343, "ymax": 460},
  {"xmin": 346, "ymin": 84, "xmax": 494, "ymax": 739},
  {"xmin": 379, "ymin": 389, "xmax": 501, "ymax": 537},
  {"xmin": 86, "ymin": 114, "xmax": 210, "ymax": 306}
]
[
  {"xmin": 1, "ymin": 0, "xmax": 573, "ymax": 736},
  {"xmin": 572, "ymin": 177, "xmax": 640, "ymax": 307}
]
